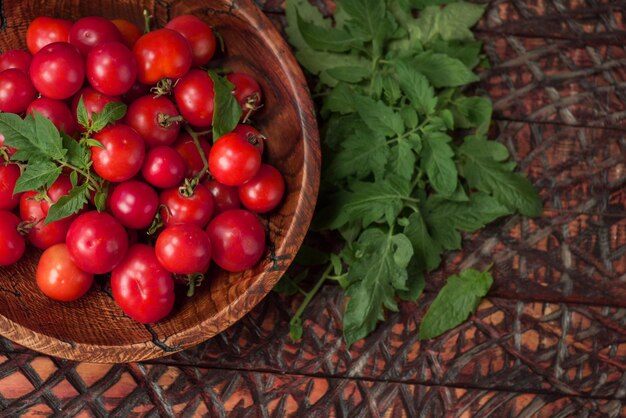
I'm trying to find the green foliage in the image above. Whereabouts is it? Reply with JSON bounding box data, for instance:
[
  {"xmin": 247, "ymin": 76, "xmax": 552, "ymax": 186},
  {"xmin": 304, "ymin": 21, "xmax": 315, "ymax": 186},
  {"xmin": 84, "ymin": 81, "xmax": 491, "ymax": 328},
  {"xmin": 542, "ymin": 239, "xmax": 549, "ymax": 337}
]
[{"xmin": 283, "ymin": 0, "xmax": 542, "ymax": 345}]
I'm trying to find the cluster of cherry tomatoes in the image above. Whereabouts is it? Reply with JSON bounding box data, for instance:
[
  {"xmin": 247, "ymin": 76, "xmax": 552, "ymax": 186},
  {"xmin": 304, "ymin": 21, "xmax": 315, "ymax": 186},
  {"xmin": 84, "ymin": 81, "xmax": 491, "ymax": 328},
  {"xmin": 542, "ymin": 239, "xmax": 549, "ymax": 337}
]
[{"xmin": 0, "ymin": 14, "xmax": 285, "ymax": 324}]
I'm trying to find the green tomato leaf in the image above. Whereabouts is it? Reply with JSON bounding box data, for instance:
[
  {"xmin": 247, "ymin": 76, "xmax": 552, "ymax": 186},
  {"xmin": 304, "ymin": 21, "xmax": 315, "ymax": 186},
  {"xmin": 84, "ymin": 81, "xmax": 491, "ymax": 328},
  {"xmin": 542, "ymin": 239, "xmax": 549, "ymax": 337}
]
[
  {"xmin": 285, "ymin": 0, "xmax": 330, "ymax": 51},
  {"xmin": 209, "ymin": 70, "xmax": 243, "ymax": 140},
  {"xmin": 419, "ymin": 268, "xmax": 493, "ymax": 340},
  {"xmin": 76, "ymin": 95, "xmax": 90, "ymax": 131},
  {"xmin": 398, "ymin": 257, "xmax": 425, "ymax": 301},
  {"xmin": 90, "ymin": 102, "xmax": 127, "ymax": 133},
  {"xmin": 325, "ymin": 66, "xmax": 372, "ymax": 83},
  {"xmin": 62, "ymin": 134, "xmax": 89, "ymax": 168},
  {"xmin": 352, "ymin": 94, "xmax": 405, "ymax": 137},
  {"xmin": 326, "ymin": 125, "xmax": 390, "ymax": 181},
  {"xmin": 411, "ymin": 52, "xmax": 479, "ymax": 88},
  {"xmin": 453, "ymin": 96, "xmax": 493, "ymax": 135},
  {"xmin": 459, "ymin": 137, "xmax": 543, "ymax": 217},
  {"xmin": 338, "ymin": 0, "xmax": 389, "ymax": 46},
  {"xmin": 388, "ymin": 139, "xmax": 415, "ymax": 180},
  {"xmin": 404, "ymin": 211, "xmax": 442, "ymax": 272},
  {"xmin": 297, "ymin": 12, "xmax": 357, "ymax": 52},
  {"xmin": 44, "ymin": 183, "xmax": 89, "ymax": 225},
  {"xmin": 422, "ymin": 132, "xmax": 457, "ymax": 196},
  {"xmin": 413, "ymin": 2, "xmax": 486, "ymax": 44},
  {"xmin": 13, "ymin": 162, "xmax": 62, "ymax": 194},
  {"xmin": 394, "ymin": 60, "xmax": 437, "ymax": 115},
  {"xmin": 425, "ymin": 192, "xmax": 512, "ymax": 250},
  {"xmin": 343, "ymin": 228, "xmax": 413, "ymax": 346},
  {"xmin": 323, "ymin": 83, "xmax": 358, "ymax": 115}
]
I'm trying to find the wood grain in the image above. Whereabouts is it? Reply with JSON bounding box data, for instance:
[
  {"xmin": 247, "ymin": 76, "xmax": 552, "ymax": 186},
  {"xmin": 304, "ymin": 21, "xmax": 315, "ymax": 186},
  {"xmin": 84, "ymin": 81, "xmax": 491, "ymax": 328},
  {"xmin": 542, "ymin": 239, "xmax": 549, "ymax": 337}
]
[{"xmin": 0, "ymin": 0, "xmax": 320, "ymax": 362}]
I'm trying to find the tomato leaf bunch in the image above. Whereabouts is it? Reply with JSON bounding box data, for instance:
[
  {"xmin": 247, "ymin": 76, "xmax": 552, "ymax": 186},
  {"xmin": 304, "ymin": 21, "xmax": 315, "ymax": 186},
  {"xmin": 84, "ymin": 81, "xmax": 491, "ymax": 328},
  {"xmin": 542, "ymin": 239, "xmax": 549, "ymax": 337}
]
[
  {"xmin": 281, "ymin": 0, "xmax": 542, "ymax": 345},
  {"xmin": 0, "ymin": 101, "xmax": 125, "ymax": 225}
]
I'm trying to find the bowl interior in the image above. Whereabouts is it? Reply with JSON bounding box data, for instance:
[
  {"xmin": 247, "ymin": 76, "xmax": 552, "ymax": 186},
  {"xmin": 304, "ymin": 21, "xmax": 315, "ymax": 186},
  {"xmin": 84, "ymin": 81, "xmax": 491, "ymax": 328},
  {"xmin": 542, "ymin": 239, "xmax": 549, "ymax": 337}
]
[{"xmin": 0, "ymin": 0, "xmax": 319, "ymax": 362}]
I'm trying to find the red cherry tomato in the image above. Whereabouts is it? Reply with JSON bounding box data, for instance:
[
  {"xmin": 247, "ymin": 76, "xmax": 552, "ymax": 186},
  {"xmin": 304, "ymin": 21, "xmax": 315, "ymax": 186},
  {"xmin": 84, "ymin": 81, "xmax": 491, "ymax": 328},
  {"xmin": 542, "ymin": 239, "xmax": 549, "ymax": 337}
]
[
  {"xmin": 238, "ymin": 164, "xmax": 285, "ymax": 213},
  {"xmin": 203, "ymin": 179, "xmax": 241, "ymax": 215},
  {"xmin": 30, "ymin": 42, "xmax": 85, "ymax": 100},
  {"xmin": 173, "ymin": 69, "xmax": 215, "ymax": 128},
  {"xmin": 0, "ymin": 163, "xmax": 21, "ymax": 211},
  {"xmin": 155, "ymin": 224, "xmax": 211, "ymax": 274},
  {"xmin": 174, "ymin": 132, "xmax": 211, "ymax": 178},
  {"xmin": 165, "ymin": 15, "xmax": 216, "ymax": 66},
  {"xmin": 26, "ymin": 17, "xmax": 72, "ymax": 55},
  {"xmin": 227, "ymin": 73, "xmax": 263, "ymax": 120},
  {"xmin": 69, "ymin": 16, "xmax": 123, "ymax": 57},
  {"xmin": 36, "ymin": 243, "xmax": 93, "ymax": 302},
  {"xmin": 91, "ymin": 124, "xmax": 145, "ymax": 182},
  {"xmin": 0, "ymin": 50, "xmax": 32, "ymax": 74},
  {"xmin": 205, "ymin": 209, "xmax": 265, "ymax": 272},
  {"xmin": 27, "ymin": 98, "xmax": 77, "ymax": 135},
  {"xmin": 232, "ymin": 124, "xmax": 265, "ymax": 155},
  {"xmin": 133, "ymin": 28, "xmax": 192, "ymax": 85},
  {"xmin": 0, "ymin": 210, "xmax": 25, "ymax": 266},
  {"xmin": 126, "ymin": 95, "xmax": 181, "ymax": 148},
  {"xmin": 71, "ymin": 86, "xmax": 122, "ymax": 132},
  {"xmin": 208, "ymin": 133, "xmax": 261, "ymax": 186},
  {"xmin": 142, "ymin": 146, "xmax": 186, "ymax": 189},
  {"xmin": 19, "ymin": 191, "xmax": 73, "ymax": 250},
  {"xmin": 0, "ymin": 69, "xmax": 37, "ymax": 113},
  {"xmin": 160, "ymin": 183, "xmax": 214, "ymax": 228},
  {"xmin": 111, "ymin": 19, "xmax": 142, "ymax": 49},
  {"xmin": 111, "ymin": 244, "xmax": 175, "ymax": 323},
  {"xmin": 108, "ymin": 180, "xmax": 159, "ymax": 229},
  {"xmin": 86, "ymin": 42, "xmax": 137, "ymax": 96},
  {"xmin": 66, "ymin": 211, "xmax": 129, "ymax": 274}
]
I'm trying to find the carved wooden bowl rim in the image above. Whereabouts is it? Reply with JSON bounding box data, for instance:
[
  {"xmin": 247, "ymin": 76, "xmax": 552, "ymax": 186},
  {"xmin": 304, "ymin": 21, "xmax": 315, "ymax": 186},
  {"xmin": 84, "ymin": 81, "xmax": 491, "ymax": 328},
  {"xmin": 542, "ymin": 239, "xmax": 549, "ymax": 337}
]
[{"xmin": 0, "ymin": 0, "xmax": 320, "ymax": 363}]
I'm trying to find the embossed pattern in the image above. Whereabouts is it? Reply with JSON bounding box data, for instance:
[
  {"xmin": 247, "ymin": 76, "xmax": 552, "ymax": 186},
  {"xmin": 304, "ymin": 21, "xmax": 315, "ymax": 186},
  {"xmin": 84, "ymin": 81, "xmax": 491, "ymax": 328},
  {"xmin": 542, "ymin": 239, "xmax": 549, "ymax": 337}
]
[{"xmin": 1, "ymin": 0, "xmax": 626, "ymax": 416}]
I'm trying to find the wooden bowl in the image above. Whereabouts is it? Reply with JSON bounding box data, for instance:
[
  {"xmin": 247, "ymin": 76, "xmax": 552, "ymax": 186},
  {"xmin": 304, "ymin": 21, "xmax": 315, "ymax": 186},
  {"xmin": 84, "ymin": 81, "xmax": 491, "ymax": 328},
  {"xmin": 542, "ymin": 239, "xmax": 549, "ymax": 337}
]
[{"xmin": 0, "ymin": 0, "xmax": 320, "ymax": 362}]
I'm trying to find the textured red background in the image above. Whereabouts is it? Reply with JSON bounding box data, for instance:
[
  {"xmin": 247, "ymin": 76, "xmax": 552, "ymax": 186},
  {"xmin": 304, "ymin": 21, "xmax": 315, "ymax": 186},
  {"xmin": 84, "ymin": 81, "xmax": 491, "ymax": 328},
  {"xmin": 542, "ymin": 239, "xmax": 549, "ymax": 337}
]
[{"xmin": 1, "ymin": 0, "xmax": 625, "ymax": 416}]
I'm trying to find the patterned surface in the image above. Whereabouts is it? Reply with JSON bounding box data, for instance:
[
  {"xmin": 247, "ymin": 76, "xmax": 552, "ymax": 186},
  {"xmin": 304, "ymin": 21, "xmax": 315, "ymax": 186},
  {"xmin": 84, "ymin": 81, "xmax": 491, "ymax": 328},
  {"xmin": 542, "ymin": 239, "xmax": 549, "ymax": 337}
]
[{"xmin": 2, "ymin": 0, "xmax": 626, "ymax": 416}]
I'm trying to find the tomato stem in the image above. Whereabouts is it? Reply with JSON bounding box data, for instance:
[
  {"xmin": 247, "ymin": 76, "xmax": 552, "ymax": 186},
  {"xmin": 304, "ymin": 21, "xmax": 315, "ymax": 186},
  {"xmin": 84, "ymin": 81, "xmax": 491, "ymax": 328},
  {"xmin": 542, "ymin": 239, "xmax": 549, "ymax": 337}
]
[
  {"xmin": 158, "ymin": 113, "xmax": 185, "ymax": 127},
  {"xmin": 183, "ymin": 125, "xmax": 210, "ymax": 181},
  {"xmin": 289, "ymin": 264, "xmax": 333, "ymax": 341},
  {"xmin": 143, "ymin": 9, "xmax": 152, "ymax": 34},
  {"xmin": 186, "ymin": 273, "xmax": 204, "ymax": 297},
  {"xmin": 151, "ymin": 78, "xmax": 174, "ymax": 98}
]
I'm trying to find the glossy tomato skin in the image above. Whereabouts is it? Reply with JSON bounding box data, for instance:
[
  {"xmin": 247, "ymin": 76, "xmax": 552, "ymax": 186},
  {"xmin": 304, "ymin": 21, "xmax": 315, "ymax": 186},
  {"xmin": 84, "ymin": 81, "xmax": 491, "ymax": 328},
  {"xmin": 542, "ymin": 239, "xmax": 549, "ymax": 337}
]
[
  {"xmin": 0, "ymin": 69, "xmax": 37, "ymax": 113},
  {"xmin": 155, "ymin": 224, "xmax": 211, "ymax": 274},
  {"xmin": 111, "ymin": 19, "xmax": 142, "ymax": 48},
  {"xmin": 126, "ymin": 95, "xmax": 181, "ymax": 148},
  {"xmin": 0, "ymin": 50, "xmax": 32, "ymax": 74},
  {"xmin": 227, "ymin": 73, "xmax": 262, "ymax": 119},
  {"xmin": 165, "ymin": 15, "xmax": 216, "ymax": 66},
  {"xmin": 108, "ymin": 180, "xmax": 159, "ymax": 229},
  {"xmin": 36, "ymin": 243, "xmax": 93, "ymax": 302},
  {"xmin": 205, "ymin": 209, "xmax": 265, "ymax": 272},
  {"xmin": 86, "ymin": 42, "xmax": 137, "ymax": 96},
  {"xmin": 173, "ymin": 69, "xmax": 215, "ymax": 128},
  {"xmin": 232, "ymin": 124, "xmax": 264, "ymax": 155},
  {"xmin": 27, "ymin": 98, "xmax": 77, "ymax": 135},
  {"xmin": 30, "ymin": 42, "xmax": 85, "ymax": 100},
  {"xmin": 69, "ymin": 16, "xmax": 123, "ymax": 57},
  {"xmin": 133, "ymin": 29, "xmax": 192, "ymax": 85},
  {"xmin": 111, "ymin": 244, "xmax": 175, "ymax": 323},
  {"xmin": 91, "ymin": 124, "xmax": 145, "ymax": 182},
  {"xmin": 208, "ymin": 133, "xmax": 261, "ymax": 186},
  {"xmin": 141, "ymin": 146, "xmax": 186, "ymax": 189},
  {"xmin": 174, "ymin": 132, "xmax": 211, "ymax": 178},
  {"xmin": 203, "ymin": 179, "xmax": 241, "ymax": 215},
  {"xmin": 26, "ymin": 17, "xmax": 72, "ymax": 55},
  {"xmin": 71, "ymin": 86, "xmax": 122, "ymax": 132},
  {"xmin": 20, "ymin": 191, "xmax": 74, "ymax": 250},
  {"xmin": 160, "ymin": 183, "xmax": 214, "ymax": 228},
  {"xmin": 0, "ymin": 210, "xmax": 25, "ymax": 266},
  {"xmin": 238, "ymin": 164, "xmax": 285, "ymax": 213},
  {"xmin": 66, "ymin": 211, "xmax": 129, "ymax": 274},
  {"xmin": 0, "ymin": 163, "xmax": 22, "ymax": 211}
]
